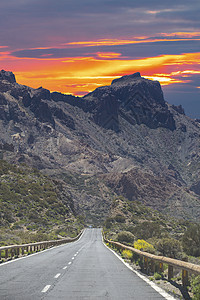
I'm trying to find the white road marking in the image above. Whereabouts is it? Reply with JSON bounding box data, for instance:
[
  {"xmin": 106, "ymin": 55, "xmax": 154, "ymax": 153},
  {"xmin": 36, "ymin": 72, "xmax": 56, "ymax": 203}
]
[
  {"xmin": 54, "ymin": 273, "xmax": 61, "ymax": 279},
  {"xmin": 63, "ymin": 266, "xmax": 68, "ymax": 270},
  {"xmin": 68, "ymin": 261, "xmax": 72, "ymax": 265},
  {"xmin": 0, "ymin": 229, "xmax": 86, "ymax": 267},
  {"xmin": 103, "ymin": 238, "xmax": 176, "ymax": 300},
  {"xmin": 41, "ymin": 285, "xmax": 51, "ymax": 293},
  {"xmin": 72, "ymin": 257, "xmax": 75, "ymax": 260},
  {"xmin": 74, "ymin": 253, "xmax": 77, "ymax": 256}
]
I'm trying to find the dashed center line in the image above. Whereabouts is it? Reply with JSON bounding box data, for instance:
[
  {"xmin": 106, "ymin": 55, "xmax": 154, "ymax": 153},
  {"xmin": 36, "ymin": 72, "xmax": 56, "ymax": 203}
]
[
  {"xmin": 68, "ymin": 261, "xmax": 72, "ymax": 265},
  {"xmin": 63, "ymin": 266, "xmax": 68, "ymax": 270},
  {"xmin": 72, "ymin": 257, "xmax": 75, "ymax": 260},
  {"xmin": 54, "ymin": 273, "xmax": 61, "ymax": 279},
  {"xmin": 41, "ymin": 285, "xmax": 51, "ymax": 293}
]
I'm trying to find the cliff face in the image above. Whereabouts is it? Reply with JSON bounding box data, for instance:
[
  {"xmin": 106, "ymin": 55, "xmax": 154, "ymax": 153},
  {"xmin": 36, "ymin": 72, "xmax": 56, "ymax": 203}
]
[
  {"xmin": 83, "ymin": 72, "xmax": 176, "ymax": 131},
  {"xmin": 0, "ymin": 70, "xmax": 200, "ymax": 223}
]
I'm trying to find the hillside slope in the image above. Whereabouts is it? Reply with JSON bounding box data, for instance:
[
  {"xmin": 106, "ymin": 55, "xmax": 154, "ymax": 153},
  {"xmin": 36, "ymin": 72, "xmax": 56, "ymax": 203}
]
[{"xmin": 0, "ymin": 159, "xmax": 83, "ymax": 245}]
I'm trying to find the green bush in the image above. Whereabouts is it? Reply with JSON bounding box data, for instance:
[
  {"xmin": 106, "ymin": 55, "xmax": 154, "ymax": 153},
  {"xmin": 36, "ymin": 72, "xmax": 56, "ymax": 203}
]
[
  {"xmin": 155, "ymin": 238, "xmax": 182, "ymax": 259},
  {"xmin": 154, "ymin": 272, "xmax": 162, "ymax": 280},
  {"xmin": 182, "ymin": 224, "xmax": 200, "ymax": 257},
  {"xmin": 133, "ymin": 221, "xmax": 161, "ymax": 240},
  {"xmin": 191, "ymin": 275, "xmax": 200, "ymax": 300},
  {"xmin": 115, "ymin": 214, "xmax": 126, "ymax": 223},
  {"xmin": 104, "ymin": 218, "xmax": 113, "ymax": 229},
  {"xmin": 117, "ymin": 231, "xmax": 134, "ymax": 244}
]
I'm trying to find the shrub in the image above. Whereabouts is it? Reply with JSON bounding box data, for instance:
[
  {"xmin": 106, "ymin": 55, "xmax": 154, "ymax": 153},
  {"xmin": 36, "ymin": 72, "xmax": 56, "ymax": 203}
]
[
  {"xmin": 117, "ymin": 231, "xmax": 135, "ymax": 243},
  {"xmin": 104, "ymin": 218, "xmax": 113, "ymax": 229},
  {"xmin": 154, "ymin": 272, "xmax": 162, "ymax": 280},
  {"xmin": 191, "ymin": 275, "xmax": 200, "ymax": 300},
  {"xmin": 122, "ymin": 249, "xmax": 133, "ymax": 260},
  {"xmin": 155, "ymin": 238, "xmax": 182, "ymax": 259},
  {"xmin": 133, "ymin": 221, "xmax": 161, "ymax": 240},
  {"xmin": 115, "ymin": 214, "xmax": 126, "ymax": 223},
  {"xmin": 134, "ymin": 239, "xmax": 155, "ymax": 253},
  {"xmin": 182, "ymin": 224, "xmax": 200, "ymax": 257}
]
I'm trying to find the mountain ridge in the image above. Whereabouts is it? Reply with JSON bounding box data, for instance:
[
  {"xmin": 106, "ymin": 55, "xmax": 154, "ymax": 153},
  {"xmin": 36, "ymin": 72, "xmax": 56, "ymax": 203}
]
[{"xmin": 0, "ymin": 70, "xmax": 199, "ymax": 223}]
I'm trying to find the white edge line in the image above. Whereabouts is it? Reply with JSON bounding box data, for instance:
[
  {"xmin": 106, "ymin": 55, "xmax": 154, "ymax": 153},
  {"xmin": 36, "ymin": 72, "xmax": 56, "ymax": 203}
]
[
  {"xmin": 54, "ymin": 273, "xmax": 61, "ymax": 279},
  {"xmin": 63, "ymin": 266, "xmax": 67, "ymax": 270},
  {"xmin": 102, "ymin": 238, "xmax": 176, "ymax": 300},
  {"xmin": 41, "ymin": 285, "xmax": 51, "ymax": 293},
  {"xmin": 68, "ymin": 261, "xmax": 72, "ymax": 265},
  {"xmin": 0, "ymin": 229, "xmax": 86, "ymax": 267}
]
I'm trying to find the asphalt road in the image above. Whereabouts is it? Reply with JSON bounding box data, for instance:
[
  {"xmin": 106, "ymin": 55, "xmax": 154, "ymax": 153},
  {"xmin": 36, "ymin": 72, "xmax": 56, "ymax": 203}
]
[{"xmin": 0, "ymin": 228, "xmax": 169, "ymax": 299}]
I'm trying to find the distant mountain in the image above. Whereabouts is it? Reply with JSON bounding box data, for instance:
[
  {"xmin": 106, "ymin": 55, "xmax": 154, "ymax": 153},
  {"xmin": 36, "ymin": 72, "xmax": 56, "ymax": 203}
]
[{"xmin": 0, "ymin": 70, "xmax": 200, "ymax": 223}]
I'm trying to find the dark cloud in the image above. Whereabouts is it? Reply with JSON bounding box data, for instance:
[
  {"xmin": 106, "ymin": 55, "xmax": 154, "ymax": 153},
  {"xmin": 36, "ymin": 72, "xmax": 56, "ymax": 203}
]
[
  {"xmin": 0, "ymin": 0, "xmax": 200, "ymax": 49},
  {"xmin": 11, "ymin": 40, "xmax": 200, "ymax": 59}
]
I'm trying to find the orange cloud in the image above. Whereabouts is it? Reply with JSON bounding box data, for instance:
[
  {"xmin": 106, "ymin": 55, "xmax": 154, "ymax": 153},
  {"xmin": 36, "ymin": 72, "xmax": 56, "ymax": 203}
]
[
  {"xmin": 160, "ymin": 32, "xmax": 200, "ymax": 38},
  {"xmin": 97, "ymin": 52, "xmax": 121, "ymax": 58},
  {"xmin": 64, "ymin": 37, "xmax": 200, "ymax": 48},
  {"xmin": 144, "ymin": 75, "xmax": 183, "ymax": 85},
  {"xmin": 2, "ymin": 49, "xmax": 199, "ymax": 96}
]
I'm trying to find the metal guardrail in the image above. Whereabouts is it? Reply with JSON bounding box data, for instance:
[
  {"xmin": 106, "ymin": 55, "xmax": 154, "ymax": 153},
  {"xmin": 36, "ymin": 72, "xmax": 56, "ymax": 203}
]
[
  {"xmin": 0, "ymin": 230, "xmax": 83, "ymax": 262},
  {"xmin": 104, "ymin": 238, "xmax": 200, "ymax": 286}
]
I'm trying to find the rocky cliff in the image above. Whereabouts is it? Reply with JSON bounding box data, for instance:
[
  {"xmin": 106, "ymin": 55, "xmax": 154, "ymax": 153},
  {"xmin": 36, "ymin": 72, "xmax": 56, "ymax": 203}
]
[{"xmin": 0, "ymin": 70, "xmax": 199, "ymax": 223}]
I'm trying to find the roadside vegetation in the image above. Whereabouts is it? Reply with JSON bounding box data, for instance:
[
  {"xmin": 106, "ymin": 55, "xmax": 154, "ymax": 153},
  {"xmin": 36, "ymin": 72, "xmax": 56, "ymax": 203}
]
[
  {"xmin": 104, "ymin": 196, "xmax": 200, "ymax": 299},
  {"xmin": 0, "ymin": 160, "xmax": 84, "ymax": 245}
]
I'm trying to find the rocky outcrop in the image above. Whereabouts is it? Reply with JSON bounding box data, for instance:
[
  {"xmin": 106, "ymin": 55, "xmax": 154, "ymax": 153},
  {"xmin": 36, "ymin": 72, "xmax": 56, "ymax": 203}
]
[
  {"xmin": 83, "ymin": 72, "xmax": 176, "ymax": 131},
  {"xmin": 172, "ymin": 104, "xmax": 185, "ymax": 115},
  {"xmin": 190, "ymin": 181, "xmax": 200, "ymax": 196},
  {"xmin": 0, "ymin": 70, "xmax": 16, "ymax": 83}
]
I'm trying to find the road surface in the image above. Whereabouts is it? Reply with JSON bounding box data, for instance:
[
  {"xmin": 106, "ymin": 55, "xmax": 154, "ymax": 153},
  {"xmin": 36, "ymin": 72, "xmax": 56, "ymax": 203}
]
[{"xmin": 0, "ymin": 228, "xmax": 170, "ymax": 299}]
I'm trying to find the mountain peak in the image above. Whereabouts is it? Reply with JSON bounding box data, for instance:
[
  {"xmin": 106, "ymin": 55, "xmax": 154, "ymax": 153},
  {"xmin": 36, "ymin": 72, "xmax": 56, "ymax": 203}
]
[
  {"xmin": 0, "ymin": 70, "xmax": 16, "ymax": 83},
  {"xmin": 111, "ymin": 72, "xmax": 141, "ymax": 85}
]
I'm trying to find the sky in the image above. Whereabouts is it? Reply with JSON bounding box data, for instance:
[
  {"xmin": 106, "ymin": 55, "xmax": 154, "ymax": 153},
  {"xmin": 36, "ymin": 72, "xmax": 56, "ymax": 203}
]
[{"xmin": 0, "ymin": 0, "xmax": 200, "ymax": 118}]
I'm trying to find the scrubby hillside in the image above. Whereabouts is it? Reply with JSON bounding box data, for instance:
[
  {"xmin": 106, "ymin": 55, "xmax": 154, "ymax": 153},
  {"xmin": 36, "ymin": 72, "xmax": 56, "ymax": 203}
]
[
  {"xmin": 0, "ymin": 160, "xmax": 84, "ymax": 245},
  {"xmin": 103, "ymin": 196, "xmax": 200, "ymax": 261}
]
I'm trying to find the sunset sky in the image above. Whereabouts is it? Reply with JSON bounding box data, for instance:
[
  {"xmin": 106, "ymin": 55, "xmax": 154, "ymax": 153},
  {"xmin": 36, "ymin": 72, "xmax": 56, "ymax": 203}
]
[{"xmin": 0, "ymin": 0, "xmax": 200, "ymax": 117}]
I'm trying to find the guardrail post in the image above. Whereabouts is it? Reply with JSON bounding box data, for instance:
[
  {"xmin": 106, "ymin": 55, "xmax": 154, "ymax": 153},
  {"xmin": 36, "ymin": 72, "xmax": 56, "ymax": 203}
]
[
  {"xmin": 182, "ymin": 269, "xmax": 189, "ymax": 286},
  {"xmin": 150, "ymin": 260, "xmax": 155, "ymax": 274},
  {"xmin": 158, "ymin": 262, "xmax": 164, "ymax": 273},
  {"xmin": 168, "ymin": 265, "xmax": 173, "ymax": 280},
  {"xmin": 11, "ymin": 248, "xmax": 15, "ymax": 258},
  {"xmin": 5, "ymin": 249, "xmax": 8, "ymax": 259},
  {"xmin": 17, "ymin": 247, "xmax": 20, "ymax": 256},
  {"xmin": 144, "ymin": 257, "xmax": 148, "ymax": 273},
  {"xmin": 139, "ymin": 256, "xmax": 144, "ymax": 270},
  {"xmin": 0, "ymin": 250, "xmax": 1, "ymax": 260},
  {"xmin": 21, "ymin": 247, "xmax": 24, "ymax": 255}
]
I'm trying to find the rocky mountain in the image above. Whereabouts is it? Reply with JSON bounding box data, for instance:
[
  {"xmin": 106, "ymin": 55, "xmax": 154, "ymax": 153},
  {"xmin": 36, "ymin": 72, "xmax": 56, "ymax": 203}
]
[{"xmin": 0, "ymin": 70, "xmax": 200, "ymax": 223}]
